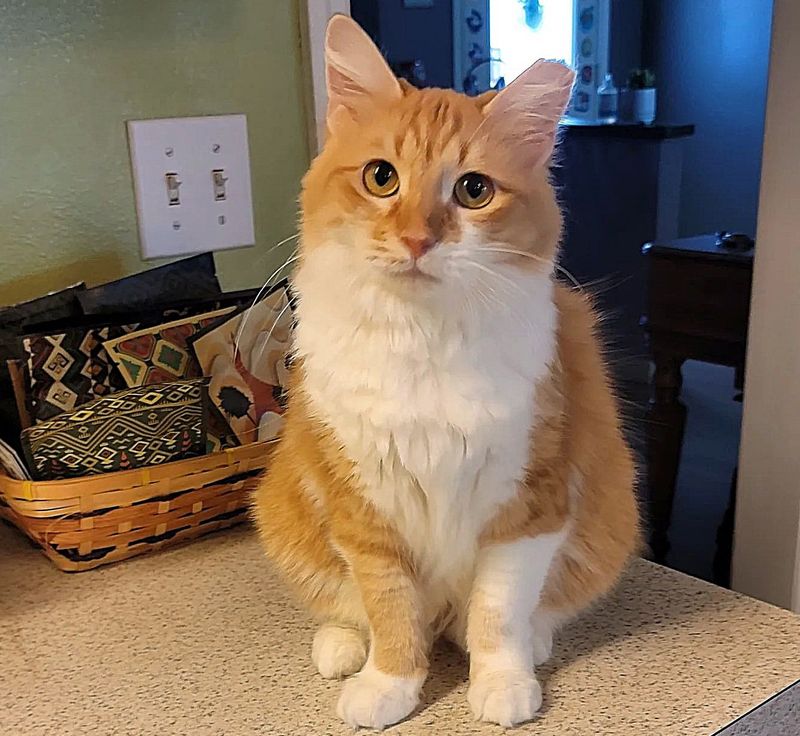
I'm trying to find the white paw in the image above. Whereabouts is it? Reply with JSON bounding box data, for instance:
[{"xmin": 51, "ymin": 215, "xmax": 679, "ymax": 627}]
[
  {"xmin": 337, "ymin": 667, "xmax": 423, "ymax": 730},
  {"xmin": 468, "ymin": 670, "xmax": 543, "ymax": 727},
  {"xmin": 312, "ymin": 624, "xmax": 367, "ymax": 679}
]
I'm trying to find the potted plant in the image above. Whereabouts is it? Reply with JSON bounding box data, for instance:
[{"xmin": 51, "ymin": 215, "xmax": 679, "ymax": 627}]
[{"xmin": 627, "ymin": 68, "xmax": 657, "ymax": 124}]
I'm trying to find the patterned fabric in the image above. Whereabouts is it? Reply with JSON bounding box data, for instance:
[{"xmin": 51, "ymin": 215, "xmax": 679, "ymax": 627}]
[
  {"xmin": 11, "ymin": 290, "xmax": 258, "ymax": 452},
  {"xmin": 192, "ymin": 284, "xmax": 294, "ymax": 445},
  {"xmin": 21, "ymin": 379, "xmax": 207, "ymax": 480},
  {"xmin": 103, "ymin": 307, "xmax": 234, "ymax": 388},
  {"xmin": 23, "ymin": 325, "xmax": 137, "ymax": 424},
  {"xmin": 104, "ymin": 307, "xmax": 237, "ymax": 452},
  {"xmin": 19, "ymin": 295, "xmax": 256, "ymax": 429},
  {"xmin": 0, "ymin": 284, "xmax": 85, "ymax": 448}
]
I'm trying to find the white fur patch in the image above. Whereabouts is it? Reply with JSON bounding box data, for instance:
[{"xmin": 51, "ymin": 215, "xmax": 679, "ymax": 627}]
[
  {"xmin": 467, "ymin": 669, "xmax": 543, "ymax": 727},
  {"xmin": 337, "ymin": 663, "xmax": 424, "ymax": 729},
  {"xmin": 293, "ymin": 242, "xmax": 558, "ymax": 621},
  {"xmin": 312, "ymin": 624, "xmax": 367, "ymax": 679},
  {"xmin": 468, "ymin": 531, "xmax": 568, "ymax": 673},
  {"xmin": 467, "ymin": 530, "xmax": 567, "ymax": 725}
]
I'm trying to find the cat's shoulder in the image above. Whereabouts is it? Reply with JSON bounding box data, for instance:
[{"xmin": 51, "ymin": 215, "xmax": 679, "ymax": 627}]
[{"xmin": 553, "ymin": 283, "xmax": 603, "ymax": 344}]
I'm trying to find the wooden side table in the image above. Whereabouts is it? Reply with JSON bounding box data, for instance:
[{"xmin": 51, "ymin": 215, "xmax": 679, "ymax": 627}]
[{"xmin": 641, "ymin": 235, "xmax": 754, "ymax": 567}]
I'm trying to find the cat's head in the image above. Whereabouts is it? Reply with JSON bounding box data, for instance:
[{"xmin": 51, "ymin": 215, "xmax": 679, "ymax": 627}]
[{"xmin": 299, "ymin": 15, "xmax": 574, "ymax": 296}]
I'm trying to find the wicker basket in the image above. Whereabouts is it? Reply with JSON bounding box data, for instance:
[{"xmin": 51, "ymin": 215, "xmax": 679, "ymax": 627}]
[{"xmin": 0, "ymin": 441, "xmax": 275, "ymax": 572}]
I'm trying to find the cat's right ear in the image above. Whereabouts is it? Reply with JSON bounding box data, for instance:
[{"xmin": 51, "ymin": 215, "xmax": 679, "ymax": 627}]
[{"xmin": 324, "ymin": 15, "xmax": 402, "ymax": 131}]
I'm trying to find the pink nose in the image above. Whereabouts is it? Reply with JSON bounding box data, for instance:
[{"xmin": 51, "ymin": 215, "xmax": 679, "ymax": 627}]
[{"xmin": 401, "ymin": 235, "xmax": 435, "ymax": 259}]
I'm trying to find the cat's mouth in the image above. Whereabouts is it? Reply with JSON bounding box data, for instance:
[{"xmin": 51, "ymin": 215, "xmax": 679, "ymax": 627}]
[
  {"xmin": 394, "ymin": 263, "xmax": 440, "ymax": 283},
  {"xmin": 367, "ymin": 251, "xmax": 442, "ymax": 283}
]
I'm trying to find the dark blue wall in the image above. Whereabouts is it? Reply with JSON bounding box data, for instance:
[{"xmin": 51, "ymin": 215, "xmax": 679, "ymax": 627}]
[
  {"xmin": 644, "ymin": 0, "xmax": 773, "ymax": 237},
  {"xmin": 351, "ymin": 0, "xmax": 454, "ymax": 88},
  {"xmin": 610, "ymin": 0, "xmax": 643, "ymax": 85}
]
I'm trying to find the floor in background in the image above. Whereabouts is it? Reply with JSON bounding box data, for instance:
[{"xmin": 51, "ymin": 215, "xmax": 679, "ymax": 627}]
[
  {"xmin": 668, "ymin": 360, "xmax": 743, "ymax": 582},
  {"xmin": 623, "ymin": 360, "xmax": 743, "ymax": 583}
]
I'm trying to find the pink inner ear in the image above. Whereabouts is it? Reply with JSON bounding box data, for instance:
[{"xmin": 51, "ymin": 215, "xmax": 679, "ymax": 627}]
[
  {"xmin": 324, "ymin": 16, "xmax": 401, "ymax": 123},
  {"xmin": 482, "ymin": 60, "xmax": 576, "ymax": 165},
  {"xmin": 326, "ymin": 64, "xmax": 368, "ymax": 119}
]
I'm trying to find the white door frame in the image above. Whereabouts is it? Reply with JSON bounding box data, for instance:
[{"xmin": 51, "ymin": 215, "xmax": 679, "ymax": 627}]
[
  {"xmin": 300, "ymin": 0, "xmax": 351, "ymax": 154},
  {"xmin": 732, "ymin": 0, "xmax": 800, "ymax": 613}
]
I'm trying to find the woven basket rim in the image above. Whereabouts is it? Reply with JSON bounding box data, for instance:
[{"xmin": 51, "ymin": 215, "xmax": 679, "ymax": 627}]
[
  {"xmin": 0, "ymin": 439, "xmax": 276, "ymax": 500},
  {"xmin": 0, "ymin": 438, "xmax": 275, "ymax": 573}
]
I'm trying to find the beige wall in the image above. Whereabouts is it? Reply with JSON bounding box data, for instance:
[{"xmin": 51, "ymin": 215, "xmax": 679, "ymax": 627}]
[
  {"xmin": 732, "ymin": 0, "xmax": 800, "ymax": 611},
  {"xmin": 0, "ymin": 0, "xmax": 309, "ymax": 304}
]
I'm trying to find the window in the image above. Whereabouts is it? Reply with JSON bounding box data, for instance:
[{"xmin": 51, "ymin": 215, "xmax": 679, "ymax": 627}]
[
  {"xmin": 454, "ymin": 0, "xmax": 609, "ymax": 119},
  {"xmin": 489, "ymin": 0, "xmax": 574, "ymax": 88}
]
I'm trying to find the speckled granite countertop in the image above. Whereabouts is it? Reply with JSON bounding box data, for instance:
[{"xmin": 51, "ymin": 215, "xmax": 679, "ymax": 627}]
[{"xmin": 1, "ymin": 523, "xmax": 798, "ymax": 736}]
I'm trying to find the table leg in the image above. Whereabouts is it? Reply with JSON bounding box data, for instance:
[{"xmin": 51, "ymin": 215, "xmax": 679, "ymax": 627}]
[
  {"xmin": 713, "ymin": 466, "xmax": 737, "ymax": 588},
  {"xmin": 645, "ymin": 354, "xmax": 687, "ymax": 563}
]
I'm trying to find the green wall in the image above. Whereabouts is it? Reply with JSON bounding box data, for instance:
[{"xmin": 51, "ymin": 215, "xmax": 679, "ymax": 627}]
[{"xmin": 0, "ymin": 0, "xmax": 309, "ymax": 304}]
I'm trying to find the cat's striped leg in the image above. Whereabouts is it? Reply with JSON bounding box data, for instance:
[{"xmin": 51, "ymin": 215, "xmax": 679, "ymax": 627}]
[
  {"xmin": 334, "ymin": 540, "xmax": 429, "ymax": 730},
  {"xmin": 466, "ymin": 529, "xmax": 568, "ymax": 727}
]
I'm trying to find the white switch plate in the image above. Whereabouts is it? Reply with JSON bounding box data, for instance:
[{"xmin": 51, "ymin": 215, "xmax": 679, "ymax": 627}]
[{"xmin": 127, "ymin": 114, "xmax": 256, "ymax": 259}]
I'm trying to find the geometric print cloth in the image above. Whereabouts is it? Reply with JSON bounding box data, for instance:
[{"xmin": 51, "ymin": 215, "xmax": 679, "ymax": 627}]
[
  {"xmin": 103, "ymin": 307, "xmax": 236, "ymax": 452},
  {"xmin": 20, "ymin": 296, "xmax": 254, "ymax": 428},
  {"xmin": 21, "ymin": 378, "xmax": 207, "ymax": 480},
  {"xmin": 103, "ymin": 307, "xmax": 235, "ymax": 389},
  {"xmin": 23, "ymin": 324, "xmax": 138, "ymax": 425}
]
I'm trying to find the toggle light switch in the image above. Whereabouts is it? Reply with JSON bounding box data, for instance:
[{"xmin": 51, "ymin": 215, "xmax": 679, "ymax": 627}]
[
  {"xmin": 212, "ymin": 169, "xmax": 228, "ymax": 201},
  {"xmin": 165, "ymin": 172, "xmax": 182, "ymax": 206},
  {"xmin": 127, "ymin": 114, "xmax": 255, "ymax": 259}
]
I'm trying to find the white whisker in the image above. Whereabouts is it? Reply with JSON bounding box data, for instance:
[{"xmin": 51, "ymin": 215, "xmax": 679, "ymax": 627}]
[
  {"xmin": 252, "ymin": 297, "xmax": 294, "ymax": 369},
  {"xmin": 266, "ymin": 232, "xmax": 300, "ymax": 254},
  {"xmin": 473, "ymin": 280, "xmax": 504, "ymax": 311},
  {"xmin": 461, "ymin": 259, "xmax": 526, "ymax": 299},
  {"xmin": 458, "ymin": 260, "xmax": 535, "ymax": 332},
  {"xmin": 472, "ymin": 246, "xmax": 584, "ymax": 291},
  {"xmin": 234, "ymin": 250, "xmax": 299, "ymax": 360}
]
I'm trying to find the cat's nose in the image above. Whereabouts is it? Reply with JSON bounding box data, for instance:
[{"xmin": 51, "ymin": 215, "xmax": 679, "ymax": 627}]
[{"xmin": 400, "ymin": 234, "xmax": 435, "ymax": 259}]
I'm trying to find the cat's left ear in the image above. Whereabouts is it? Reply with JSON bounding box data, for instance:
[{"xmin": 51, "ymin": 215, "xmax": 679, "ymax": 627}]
[
  {"xmin": 483, "ymin": 60, "xmax": 575, "ymax": 166},
  {"xmin": 325, "ymin": 15, "xmax": 402, "ymax": 131}
]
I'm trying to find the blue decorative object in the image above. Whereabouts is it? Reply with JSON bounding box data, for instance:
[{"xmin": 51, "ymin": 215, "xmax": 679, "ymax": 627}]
[
  {"xmin": 580, "ymin": 6, "xmax": 594, "ymax": 31},
  {"xmin": 521, "ymin": 0, "xmax": 544, "ymax": 30},
  {"xmin": 466, "ymin": 9, "xmax": 483, "ymax": 33}
]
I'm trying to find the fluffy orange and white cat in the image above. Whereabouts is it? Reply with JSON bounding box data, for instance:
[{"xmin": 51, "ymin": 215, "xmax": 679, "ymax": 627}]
[{"xmin": 253, "ymin": 15, "xmax": 638, "ymax": 730}]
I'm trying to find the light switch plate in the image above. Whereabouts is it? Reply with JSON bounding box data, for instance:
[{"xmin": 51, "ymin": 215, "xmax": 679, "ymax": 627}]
[{"xmin": 127, "ymin": 114, "xmax": 256, "ymax": 259}]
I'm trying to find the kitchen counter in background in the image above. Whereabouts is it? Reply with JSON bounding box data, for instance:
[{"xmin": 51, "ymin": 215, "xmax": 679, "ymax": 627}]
[
  {"xmin": 561, "ymin": 120, "xmax": 696, "ymax": 140},
  {"xmin": 1, "ymin": 522, "xmax": 798, "ymax": 735}
]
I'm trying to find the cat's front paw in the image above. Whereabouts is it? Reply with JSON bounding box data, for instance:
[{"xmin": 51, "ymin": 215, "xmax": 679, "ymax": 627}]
[
  {"xmin": 337, "ymin": 667, "xmax": 423, "ymax": 730},
  {"xmin": 312, "ymin": 624, "xmax": 367, "ymax": 679},
  {"xmin": 468, "ymin": 670, "xmax": 543, "ymax": 727}
]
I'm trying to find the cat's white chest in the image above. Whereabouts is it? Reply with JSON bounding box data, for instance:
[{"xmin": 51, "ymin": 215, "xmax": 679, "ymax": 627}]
[{"xmin": 294, "ymin": 254, "xmax": 557, "ymax": 588}]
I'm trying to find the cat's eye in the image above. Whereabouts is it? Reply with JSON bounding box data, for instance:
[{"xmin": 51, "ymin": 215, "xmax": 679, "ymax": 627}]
[
  {"xmin": 454, "ymin": 172, "xmax": 494, "ymax": 209},
  {"xmin": 362, "ymin": 159, "xmax": 400, "ymax": 198}
]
